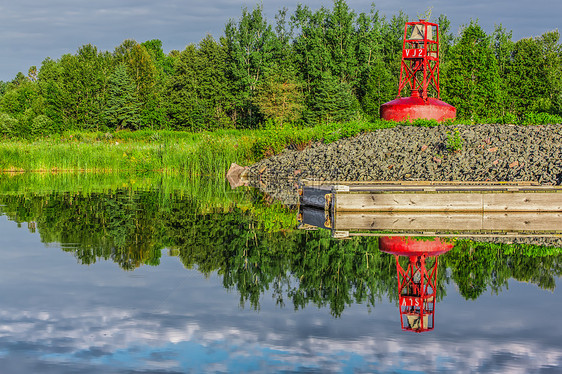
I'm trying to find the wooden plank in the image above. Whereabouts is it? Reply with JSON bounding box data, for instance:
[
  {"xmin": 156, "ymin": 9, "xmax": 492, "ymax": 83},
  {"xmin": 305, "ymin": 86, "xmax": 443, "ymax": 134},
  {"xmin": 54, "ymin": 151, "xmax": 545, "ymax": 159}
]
[
  {"xmin": 483, "ymin": 193, "xmax": 562, "ymax": 211},
  {"xmin": 347, "ymin": 233, "xmax": 562, "ymax": 238},
  {"xmin": 483, "ymin": 212, "xmax": 562, "ymax": 231},
  {"xmin": 334, "ymin": 212, "xmax": 483, "ymax": 231},
  {"xmin": 300, "ymin": 183, "xmax": 562, "ymax": 213},
  {"xmin": 302, "ymin": 179, "xmax": 542, "ymax": 187},
  {"xmin": 333, "ymin": 212, "xmax": 562, "ymax": 232},
  {"xmin": 334, "ymin": 192, "xmax": 562, "ymax": 212},
  {"xmin": 300, "ymin": 183, "xmax": 562, "ymax": 196},
  {"xmin": 346, "ymin": 185, "xmax": 561, "ymax": 193},
  {"xmin": 335, "ymin": 192, "xmax": 484, "ymax": 212}
]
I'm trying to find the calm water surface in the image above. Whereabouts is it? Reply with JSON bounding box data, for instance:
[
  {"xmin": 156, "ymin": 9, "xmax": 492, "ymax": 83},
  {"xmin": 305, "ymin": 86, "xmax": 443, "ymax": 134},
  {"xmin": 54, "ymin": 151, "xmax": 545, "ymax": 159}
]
[{"xmin": 0, "ymin": 177, "xmax": 560, "ymax": 373}]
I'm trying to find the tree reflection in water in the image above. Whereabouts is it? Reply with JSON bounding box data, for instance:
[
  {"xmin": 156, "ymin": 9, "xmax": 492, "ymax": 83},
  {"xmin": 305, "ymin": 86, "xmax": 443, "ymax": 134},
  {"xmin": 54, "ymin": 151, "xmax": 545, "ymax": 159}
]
[{"xmin": 0, "ymin": 188, "xmax": 561, "ymax": 319}]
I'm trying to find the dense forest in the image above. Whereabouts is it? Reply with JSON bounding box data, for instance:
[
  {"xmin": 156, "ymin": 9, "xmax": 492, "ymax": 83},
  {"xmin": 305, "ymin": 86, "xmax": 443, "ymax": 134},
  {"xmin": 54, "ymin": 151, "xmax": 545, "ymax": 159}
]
[{"xmin": 1, "ymin": 0, "xmax": 561, "ymax": 138}]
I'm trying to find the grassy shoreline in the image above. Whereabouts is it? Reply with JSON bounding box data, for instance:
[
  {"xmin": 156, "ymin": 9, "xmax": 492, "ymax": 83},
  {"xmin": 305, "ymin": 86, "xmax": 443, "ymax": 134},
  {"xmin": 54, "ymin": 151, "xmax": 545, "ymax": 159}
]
[
  {"xmin": 0, "ymin": 120, "xmax": 394, "ymax": 175},
  {"xmin": 2, "ymin": 117, "xmax": 562, "ymax": 175},
  {"xmin": 0, "ymin": 131, "xmax": 249, "ymax": 177}
]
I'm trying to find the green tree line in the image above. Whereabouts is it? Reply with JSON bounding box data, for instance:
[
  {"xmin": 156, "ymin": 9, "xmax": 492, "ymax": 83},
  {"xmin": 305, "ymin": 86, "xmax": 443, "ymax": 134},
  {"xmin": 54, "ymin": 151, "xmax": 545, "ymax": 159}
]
[{"xmin": 1, "ymin": 0, "xmax": 561, "ymax": 138}]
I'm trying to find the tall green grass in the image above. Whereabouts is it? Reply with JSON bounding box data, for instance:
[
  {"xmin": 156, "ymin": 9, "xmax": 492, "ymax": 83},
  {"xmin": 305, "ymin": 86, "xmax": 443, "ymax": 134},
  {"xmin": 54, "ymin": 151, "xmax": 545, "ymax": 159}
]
[
  {"xmin": 0, "ymin": 132, "xmax": 254, "ymax": 177},
  {"xmin": 0, "ymin": 119, "xmax": 413, "ymax": 174},
  {"xmin": 1, "ymin": 115, "xmax": 561, "ymax": 173}
]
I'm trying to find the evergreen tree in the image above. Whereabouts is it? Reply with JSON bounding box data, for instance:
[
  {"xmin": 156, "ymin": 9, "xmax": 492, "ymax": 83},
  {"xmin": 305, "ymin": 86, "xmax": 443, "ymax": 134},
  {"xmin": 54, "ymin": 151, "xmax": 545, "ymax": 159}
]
[
  {"xmin": 11, "ymin": 72, "xmax": 28, "ymax": 87},
  {"xmin": 492, "ymin": 24, "xmax": 514, "ymax": 117},
  {"xmin": 141, "ymin": 39, "xmax": 176, "ymax": 77},
  {"xmin": 114, "ymin": 40, "xmax": 163, "ymax": 128},
  {"xmin": 252, "ymin": 71, "xmax": 304, "ymax": 125},
  {"xmin": 356, "ymin": 6, "xmax": 395, "ymax": 118},
  {"xmin": 36, "ymin": 57, "xmax": 66, "ymax": 129},
  {"xmin": 36, "ymin": 44, "xmax": 113, "ymax": 130},
  {"xmin": 248, "ymin": 7, "xmax": 306, "ymax": 126},
  {"xmin": 380, "ymin": 11, "xmax": 408, "ymax": 90},
  {"xmin": 437, "ymin": 14, "xmax": 454, "ymax": 68},
  {"xmin": 140, "ymin": 39, "xmax": 175, "ymax": 128},
  {"xmin": 165, "ymin": 35, "xmax": 234, "ymax": 130},
  {"xmin": 291, "ymin": 0, "xmax": 364, "ymax": 123},
  {"xmin": 272, "ymin": 7, "xmax": 295, "ymax": 75},
  {"xmin": 0, "ymin": 81, "xmax": 8, "ymax": 97},
  {"xmin": 538, "ymin": 31, "xmax": 562, "ymax": 115},
  {"xmin": 442, "ymin": 21, "xmax": 502, "ymax": 120},
  {"xmin": 506, "ymin": 37, "xmax": 549, "ymax": 115},
  {"xmin": 361, "ymin": 57, "xmax": 394, "ymax": 118},
  {"xmin": 436, "ymin": 14, "xmax": 454, "ymax": 100},
  {"xmin": 0, "ymin": 77, "xmax": 46, "ymax": 137},
  {"xmin": 225, "ymin": 4, "xmax": 276, "ymax": 127},
  {"xmin": 307, "ymin": 71, "xmax": 359, "ymax": 124},
  {"xmin": 0, "ymin": 78, "xmax": 35, "ymax": 116},
  {"xmin": 291, "ymin": 3, "xmax": 328, "ymax": 96},
  {"xmin": 102, "ymin": 64, "xmax": 141, "ymax": 130},
  {"xmin": 324, "ymin": 0, "xmax": 359, "ymax": 85}
]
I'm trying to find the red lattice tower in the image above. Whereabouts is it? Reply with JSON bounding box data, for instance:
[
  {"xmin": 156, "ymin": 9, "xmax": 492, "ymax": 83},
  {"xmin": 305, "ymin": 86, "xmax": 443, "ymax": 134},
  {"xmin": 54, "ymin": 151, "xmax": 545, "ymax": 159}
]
[
  {"xmin": 380, "ymin": 236, "xmax": 453, "ymax": 333},
  {"xmin": 380, "ymin": 19, "xmax": 456, "ymax": 122}
]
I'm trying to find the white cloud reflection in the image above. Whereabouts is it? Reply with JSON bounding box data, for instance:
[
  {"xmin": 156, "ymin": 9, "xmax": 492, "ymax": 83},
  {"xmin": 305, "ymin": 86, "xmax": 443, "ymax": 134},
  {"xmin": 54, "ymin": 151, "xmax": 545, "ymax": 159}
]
[{"xmin": 0, "ymin": 303, "xmax": 560, "ymax": 373}]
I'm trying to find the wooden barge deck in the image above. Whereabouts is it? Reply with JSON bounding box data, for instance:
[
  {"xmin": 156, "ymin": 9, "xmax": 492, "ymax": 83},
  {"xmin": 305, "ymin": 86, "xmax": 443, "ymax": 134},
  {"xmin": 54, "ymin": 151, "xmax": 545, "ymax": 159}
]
[{"xmin": 298, "ymin": 181, "xmax": 562, "ymax": 238}]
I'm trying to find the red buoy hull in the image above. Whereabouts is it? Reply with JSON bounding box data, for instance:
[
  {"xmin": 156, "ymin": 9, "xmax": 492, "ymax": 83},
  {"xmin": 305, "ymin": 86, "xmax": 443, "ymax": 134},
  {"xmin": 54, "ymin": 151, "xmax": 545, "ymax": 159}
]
[
  {"xmin": 380, "ymin": 96, "xmax": 456, "ymax": 122},
  {"xmin": 379, "ymin": 236, "xmax": 453, "ymax": 257}
]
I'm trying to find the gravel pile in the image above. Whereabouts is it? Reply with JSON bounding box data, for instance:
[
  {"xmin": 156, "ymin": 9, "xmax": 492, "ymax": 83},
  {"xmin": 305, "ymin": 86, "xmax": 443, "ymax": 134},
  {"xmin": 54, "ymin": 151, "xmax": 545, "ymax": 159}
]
[{"xmin": 248, "ymin": 124, "xmax": 562, "ymax": 185}]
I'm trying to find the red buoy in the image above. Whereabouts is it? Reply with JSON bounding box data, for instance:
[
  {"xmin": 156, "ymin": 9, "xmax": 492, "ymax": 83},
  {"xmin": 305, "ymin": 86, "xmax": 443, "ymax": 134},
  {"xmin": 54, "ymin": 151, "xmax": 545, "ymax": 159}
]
[
  {"xmin": 380, "ymin": 236, "xmax": 453, "ymax": 333},
  {"xmin": 380, "ymin": 19, "xmax": 456, "ymax": 122}
]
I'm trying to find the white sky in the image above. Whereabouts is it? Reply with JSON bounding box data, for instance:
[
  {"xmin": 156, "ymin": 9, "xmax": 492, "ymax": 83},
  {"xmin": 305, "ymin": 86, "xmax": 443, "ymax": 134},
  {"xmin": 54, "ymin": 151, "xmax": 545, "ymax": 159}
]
[{"xmin": 0, "ymin": 0, "xmax": 560, "ymax": 81}]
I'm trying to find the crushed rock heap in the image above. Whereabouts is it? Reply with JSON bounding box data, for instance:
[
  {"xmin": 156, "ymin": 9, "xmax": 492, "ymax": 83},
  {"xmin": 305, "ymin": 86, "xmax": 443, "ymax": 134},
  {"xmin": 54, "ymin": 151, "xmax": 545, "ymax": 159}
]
[{"xmin": 246, "ymin": 123, "xmax": 562, "ymax": 186}]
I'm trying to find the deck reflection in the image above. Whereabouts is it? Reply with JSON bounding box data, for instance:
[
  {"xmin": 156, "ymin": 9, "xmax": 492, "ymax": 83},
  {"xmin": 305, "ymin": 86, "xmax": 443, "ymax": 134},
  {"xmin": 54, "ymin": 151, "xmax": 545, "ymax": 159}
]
[{"xmin": 299, "ymin": 205, "xmax": 562, "ymax": 239}]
